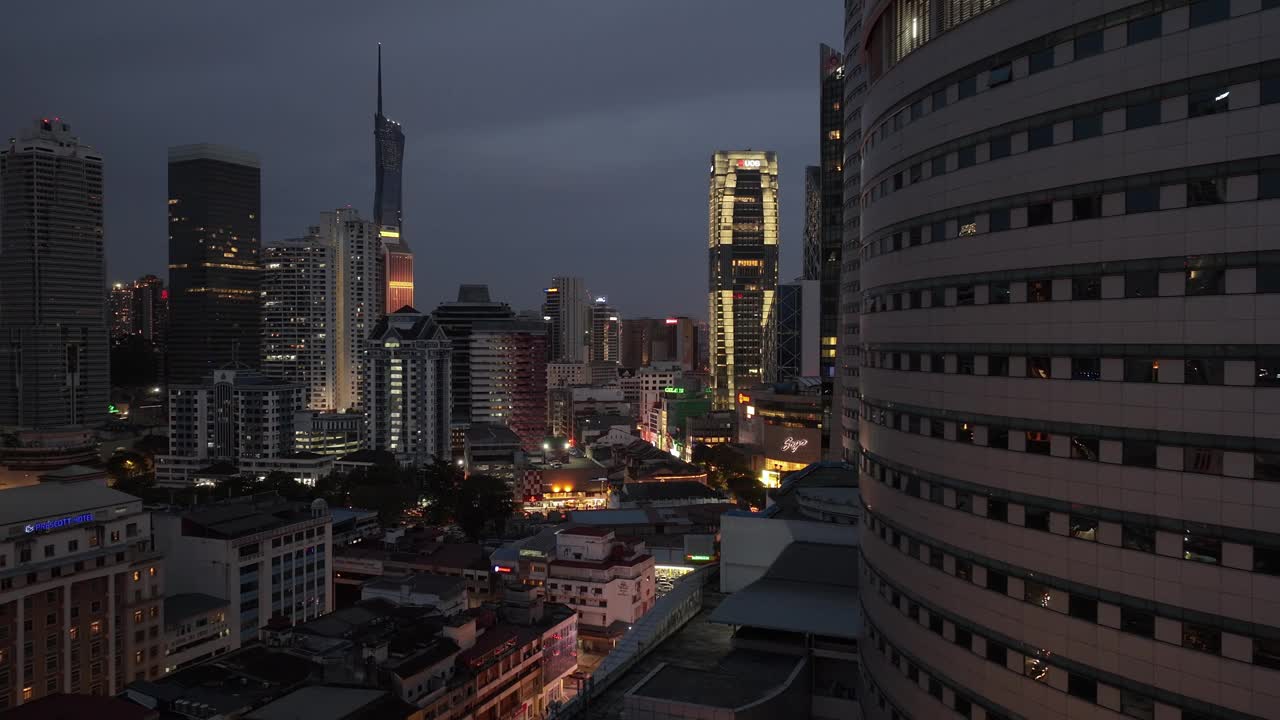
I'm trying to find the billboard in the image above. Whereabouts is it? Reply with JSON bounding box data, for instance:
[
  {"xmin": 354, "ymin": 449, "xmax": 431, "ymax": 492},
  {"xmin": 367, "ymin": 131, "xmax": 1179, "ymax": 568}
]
[{"xmin": 762, "ymin": 424, "xmax": 822, "ymax": 466}]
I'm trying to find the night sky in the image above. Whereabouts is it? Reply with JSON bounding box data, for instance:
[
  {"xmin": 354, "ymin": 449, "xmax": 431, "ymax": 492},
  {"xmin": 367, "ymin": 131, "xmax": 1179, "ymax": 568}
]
[{"xmin": 4, "ymin": 1, "xmax": 840, "ymax": 318}]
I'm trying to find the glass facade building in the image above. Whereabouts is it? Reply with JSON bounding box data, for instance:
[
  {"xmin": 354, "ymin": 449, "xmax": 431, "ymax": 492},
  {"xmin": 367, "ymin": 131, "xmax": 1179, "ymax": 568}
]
[{"xmin": 708, "ymin": 150, "xmax": 779, "ymax": 409}]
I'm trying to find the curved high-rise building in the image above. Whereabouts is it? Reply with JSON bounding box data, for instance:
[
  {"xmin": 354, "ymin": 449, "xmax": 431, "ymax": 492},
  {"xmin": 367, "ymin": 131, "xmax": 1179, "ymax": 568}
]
[{"xmin": 852, "ymin": 2, "xmax": 1280, "ymax": 719}]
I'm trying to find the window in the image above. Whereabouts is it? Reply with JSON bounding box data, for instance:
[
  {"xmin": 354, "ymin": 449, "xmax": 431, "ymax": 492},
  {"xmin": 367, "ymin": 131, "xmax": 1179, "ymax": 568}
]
[
  {"xmin": 1189, "ymin": 87, "xmax": 1230, "ymax": 117},
  {"xmin": 931, "ymin": 156, "xmax": 946, "ymax": 177},
  {"xmin": 985, "ymin": 640, "xmax": 1007, "ymax": 666},
  {"xmin": 909, "ymin": 226, "xmax": 923, "ymax": 246},
  {"xmin": 1253, "ymin": 545, "xmax": 1280, "ymax": 575},
  {"xmin": 1185, "ymin": 447, "xmax": 1224, "ymax": 475},
  {"xmin": 957, "ymin": 145, "xmax": 976, "ymax": 168},
  {"xmin": 1121, "ymin": 690, "xmax": 1155, "ymax": 720},
  {"xmin": 1126, "ymin": 100, "xmax": 1161, "ymax": 129},
  {"xmin": 1123, "ymin": 524, "xmax": 1156, "ymax": 553},
  {"xmin": 1027, "ymin": 202, "xmax": 1053, "ymax": 226},
  {"xmin": 1189, "ymin": 0, "xmax": 1230, "ymax": 27},
  {"xmin": 1071, "ymin": 357, "xmax": 1101, "ymax": 380},
  {"xmin": 1123, "ymin": 440, "xmax": 1157, "ymax": 468},
  {"xmin": 1124, "ymin": 358, "xmax": 1159, "ymax": 383},
  {"xmin": 1029, "ymin": 47, "xmax": 1054, "ymax": 74},
  {"xmin": 957, "ymin": 286, "xmax": 975, "ymax": 306},
  {"xmin": 989, "ymin": 63, "xmax": 1012, "ymax": 87},
  {"xmin": 1024, "ymin": 655, "xmax": 1049, "ymax": 682},
  {"xmin": 1127, "ymin": 14, "xmax": 1162, "ymax": 44},
  {"xmin": 1121, "ymin": 606, "xmax": 1155, "ymax": 637},
  {"xmin": 1072, "ymin": 195, "xmax": 1101, "ymax": 220},
  {"xmin": 1185, "ymin": 266, "xmax": 1224, "ymax": 296},
  {"xmin": 1183, "ymin": 532, "xmax": 1221, "ymax": 564},
  {"xmin": 987, "ymin": 499, "xmax": 1008, "ymax": 522},
  {"xmin": 1026, "ymin": 431, "xmax": 1051, "ymax": 455},
  {"xmin": 893, "ymin": 172, "xmax": 903, "ymax": 191},
  {"xmin": 989, "ymin": 208, "xmax": 1010, "ymax": 232},
  {"xmin": 988, "ymin": 426, "xmax": 1009, "ymax": 449},
  {"xmin": 1071, "ymin": 436, "xmax": 1100, "ymax": 461},
  {"xmin": 1185, "ymin": 358, "xmax": 1223, "ymax": 384},
  {"xmin": 909, "ymin": 163, "xmax": 922, "ymax": 183},
  {"xmin": 1258, "ymin": 452, "xmax": 1280, "ymax": 481},
  {"xmin": 1187, "ymin": 178, "xmax": 1225, "ymax": 206},
  {"xmin": 988, "ymin": 355, "xmax": 1009, "ymax": 376},
  {"xmin": 910, "ymin": 99, "xmax": 924, "ymax": 120},
  {"xmin": 929, "ymin": 677, "xmax": 943, "ymax": 699},
  {"xmin": 1067, "ymin": 674, "xmax": 1097, "ymax": 703},
  {"xmin": 1027, "ymin": 356, "xmax": 1051, "ymax": 379},
  {"xmin": 989, "ymin": 134, "xmax": 1011, "ymax": 159},
  {"xmin": 1072, "ymin": 114, "xmax": 1104, "ymax": 142},
  {"xmin": 958, "ymin": 76, "xmax": 977, "ymax": 99},
  {"xmin": 930, "ymin": 353, "xmax": 945, "ymax": 373},
  {"xmin": 1025, "ymin": 508, "xmax": 1051, "ymax": 531},
  {"xmin": 1074, "ymin": 30, "xmax": 1103, "ymax": 59},
  {"xmin": 929, "ymin": 549, "xmax": 944, "ymax": 570},
  {"xmin": 1126, "ymin": 187, "xmax": 1159, "ymax": 213},
  {"xmin": 1255, "ymin": 638, "xmax": 1280, "ymax": 670},
  {"xmin": 931, "ymin": 221, "xmax": 946, "ymax": 243},
  {"xmin": 1125, "ymin": 270, "xmax": 1158, "ymax": 297},
  {"xmin": 955, "ymin": 558, "xmax": 973, "ymax": 582},
  {"xmin": 1181, "ymin": 622, "xmax": 1221, "ymax": 654},
  {"xmin": 1027, "ymin": 125, "xmax": 1054, "ymax": 150},
  {"xmin": 930, "ymin": 420, "xmax": 946, "ymax": 439},
  {"xmin": 956, "ymin": 491, "xmax": 973, "ymax": 513},
  {"xmin": 1069, "ymin": 595, "xmax": 1098, "ymax": 621},
  {"xmin": 1069, "ymin": 516, "xmax": 1097, "ymax": 541},
  {"xmin": 954, "ymin": 626, "xmax": 972, "ymax": 649},
  {"xmin": 987, "ymin": 570, "xmax": 1008, "ymax": 594},
  {"xmin": 989, "ymin": 282, "xmax": 1010, "ymax": 304},
  {"xmin": 954, "ymin": 695, "xmax": 972, "ymax": 718},
  {"xmin": 1263, "ymin": 77, "xmax": 1280, "ymax": 106},
  {"xmin": 1028, "ymin": 280, "xmax": 1051, "ymax": 301}
]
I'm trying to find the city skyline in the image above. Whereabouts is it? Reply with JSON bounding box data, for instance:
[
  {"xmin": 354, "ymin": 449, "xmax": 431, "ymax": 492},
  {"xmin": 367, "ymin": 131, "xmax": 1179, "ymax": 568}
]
[{"xmin": 2, "ymin": 1, "xmax": 836, "ymax": 319}]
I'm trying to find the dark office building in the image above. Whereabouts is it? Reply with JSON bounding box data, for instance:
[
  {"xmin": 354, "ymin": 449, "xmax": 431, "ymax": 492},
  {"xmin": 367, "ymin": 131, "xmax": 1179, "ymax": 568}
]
[
  {"xmin": 0, "ymin": 118, "xmax": 108, "ymax": 429},
  {"xmin": 814, "ymin": 44, "xmax": 844, "ymax": 382},
  {"xmin": 430, "ymin": 285, "xmax": 515, "ymax": 429},
  {"xmin": 166, "ymin": 144, "xmax": 262, "ymax": 383}
]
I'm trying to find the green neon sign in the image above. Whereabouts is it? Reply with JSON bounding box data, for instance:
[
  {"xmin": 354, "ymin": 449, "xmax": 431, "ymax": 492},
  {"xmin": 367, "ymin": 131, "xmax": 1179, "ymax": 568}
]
[{"xmin": 663, "ymin": 387, "xmax": 685, "ymax": 394}]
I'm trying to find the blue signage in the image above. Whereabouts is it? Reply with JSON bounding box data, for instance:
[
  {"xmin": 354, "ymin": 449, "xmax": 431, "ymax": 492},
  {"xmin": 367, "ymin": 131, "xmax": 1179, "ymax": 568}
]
[{"xmin": 24, "ymin": 513, "xmax": 94, "ymax": 534}]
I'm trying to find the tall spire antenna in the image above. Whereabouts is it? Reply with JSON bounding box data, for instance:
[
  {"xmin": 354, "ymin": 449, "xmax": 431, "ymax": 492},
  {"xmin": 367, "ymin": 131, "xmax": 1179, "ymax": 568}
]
[{"xmin": 377, "ymin": 43, "xmax": 383, "ymax": 116}]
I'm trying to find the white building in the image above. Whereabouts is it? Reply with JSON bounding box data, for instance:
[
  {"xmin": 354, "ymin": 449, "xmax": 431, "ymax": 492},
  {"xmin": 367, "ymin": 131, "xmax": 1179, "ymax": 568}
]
[
  {"xmin": 364, "ymin": 309, "xmax": 452, "ymax": 466},
  {"xmin": 617, "ymin": 363, "xmax": 683, "ymax": 420},
  {"xmin": 152, "ymin": 495, "xmax": 333, "ymax": 649},
  {"xmin": 547, "ymin": 361, "xmax": 590, "ymax": 389},
  {"xmin": 156, "ymin": 368, "xmax": 305, "ymax": 487},
  {"xmin": 323, "ymin": 208, "xmax": 384, "ymax": 412},
  {"xmin": 854, "ymin": 2, "xmax": 1280, "ymax": 718},
  {"xmin": 545, "ymin": 527, "xmax": 655, "ymax": 651},
  {"xmin": 0, "ymin": 483, "xmax": 165, "ymax": 706},
  {"xmin": 262, "ymin": 233, "xmax": 336, "ymax": 410},
  {"xmin": 162, "ymin": 593, "xmax": 232, "ymax": 673},
  {"xmin": 360, "ymin": 573, "xmax": 467, "ymax": 616}
]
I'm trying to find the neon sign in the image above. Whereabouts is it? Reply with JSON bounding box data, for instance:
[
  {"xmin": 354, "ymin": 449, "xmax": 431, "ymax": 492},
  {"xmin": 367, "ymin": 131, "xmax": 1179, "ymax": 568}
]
[
  {"xmin": 664, "ymin": 318, "xmax": 679, "ymax": 325},
  {"xmin": 781, "ymin": 437, "xmax": 810, "ymax": 454},
  {"xmin": 737, "ymin": 393, "xmax": 750, "ymax": 404},
  {"xmin": 735, "ymin": 159, "xmax": 762, "ymax": 169},
  {"xmin": 663, "ymin": 387, "xmax": 684, "ymax": 394},
  {"xmin": 25, "ymin": 513, "xmax": 94, "ymax": 534}
]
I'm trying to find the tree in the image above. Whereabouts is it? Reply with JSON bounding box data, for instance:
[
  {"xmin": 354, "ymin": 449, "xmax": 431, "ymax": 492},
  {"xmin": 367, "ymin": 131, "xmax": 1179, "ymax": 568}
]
[
  {"xmin": 726, "ymin": 474, "xmax": 766, "ymax": 510},
  {"xmin": 453, "ymin": 473, "xmax": 515, "ymax": 540},
  {"xmin": 106, "ymin": 449, "xmax": 157, "ymax": 499},
  {"xmin": 261, "ymin": 471, "xmax": 312, "ymax": 501}
]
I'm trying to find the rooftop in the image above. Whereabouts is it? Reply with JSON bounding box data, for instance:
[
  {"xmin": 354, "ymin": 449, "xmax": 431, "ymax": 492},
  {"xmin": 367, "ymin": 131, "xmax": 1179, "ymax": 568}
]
[
  {"xmin": 175, "ymin": 493, "xmax": 323, "ymax": 540},
  {"xmin": 244, "ymin": 686, "xmax": 388, "ymax": 720},
  {"xmin": 619, "ymin": 481, "xmax": 724, "ymax": 502},
  {"xmin": 0, "ymin": 482, "xmax": 139, "ymax": 527},
  {"xmin": 0, "ymin": 693, "xmax": 159, "ymax": 720},
  {"xmin": 465, "ymin": 424, "xmax": 522, "ymax": 446},
  {"xmin": 630, "ymin": 651, "xmax": 804, "ymax": 709},
  {"xmin": 710, "ymin": 542, "xmax": 860, "ymax": 639},
  {"xmin": 364, "ymin": 572, "xmax": 468, "ymax": 598},
  {"xmin": 558, "ymin": 526, "xmax": 614, "ymax": 538}
]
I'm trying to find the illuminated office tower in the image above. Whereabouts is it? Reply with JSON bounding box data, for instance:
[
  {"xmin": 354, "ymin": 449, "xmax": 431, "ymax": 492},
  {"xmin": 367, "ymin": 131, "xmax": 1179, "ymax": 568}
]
[
  {"xmin": 374, "ymin": 44, "xmax": 413, "ymax": 312},
  {"xmin": 542, "ymin": 276, "xmax": 589, "ymax": 361},
  {"xmin": 708, "ymin": 150, "xmax": 779, "ymax": 408},
  {"xmin": 167, "ymin": 143, "xmax": 261, "ymax": 383},
  {"xmin": 262, "ymin": 230, "xmax": 336, "ymax": 410},
  {"xmin": 0, "ymin": 117, "xmax": 108, "ymax": 428},
  {"xmin": 856, "ymin": 1, "xmax": 1280, "ymax": 719},
  {"xmin": 469, "ymin": 319, "xmax": 548, "ymax": 451},
  {"xmin": 364, "ymin": 309, "xmax": 451, "ymax": 466},
  {"xmin": 588, "ymin": 297, "xmax": 620, "ymax": 364}
]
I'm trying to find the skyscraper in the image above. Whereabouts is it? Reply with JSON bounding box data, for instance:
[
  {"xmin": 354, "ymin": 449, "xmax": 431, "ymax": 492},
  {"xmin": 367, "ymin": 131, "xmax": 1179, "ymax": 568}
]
[
  {"xmin": 322, "ymin": 207, "xmax": 383, "ymax": 411},
  {"xmin": 542, "ymin": 276, "xmax": 589, "ymax": 361},
  {"xmin": 364, "ymin": 309, "xmax": 451, "ymax": 466},
  {"xmin": 619, "ymin": 317, "xmax": 698, "ymax": 371},
  {"xmin": 262, "ymin": 230, "xmax": 336, "ymax": 410},
  {"xmin": 815, "ymin": 44, "xmax": 844, "ymax": 384},
  {"xmin": 588, "ymin": 297, "xmax": 620, "ymax": 364},
  {"xmin": 128, "ymin": 275, "xmax": 169, "ymax": 348},
  {"xmin": 856, "ymin": 2, "xmax": 1279, "ymax": 719},
  {"xmin": 837, "ymin": 2, "xmax": 866, "ymax": 465},
  {"xmin": 109, "ymin": 282, "xmax": 133, "ymax": 343},
  {"xmin": 469, "ymin": 319, "xmax": 548, "ymax": 451},
  {"xmin": 708, "ymin": 150, "xmax": 779, "ymax": 408},
  {"xmin": 374, "ymin": 44, "xmax": 413, "ymax": 312},
  {"xmin": 431, "ymin": 285, "xmax": 516, "ymax": 428},
  {"xmin": 775, "ymin": 280, "xmax": 819, "ymax": 383},
  {"xmin": 167, "ymin": 144, "xmax": 262, "ymax": 383},
  {"xmin": 0, "ymin": 118, "xmax": 107, "ymax": 429}
]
